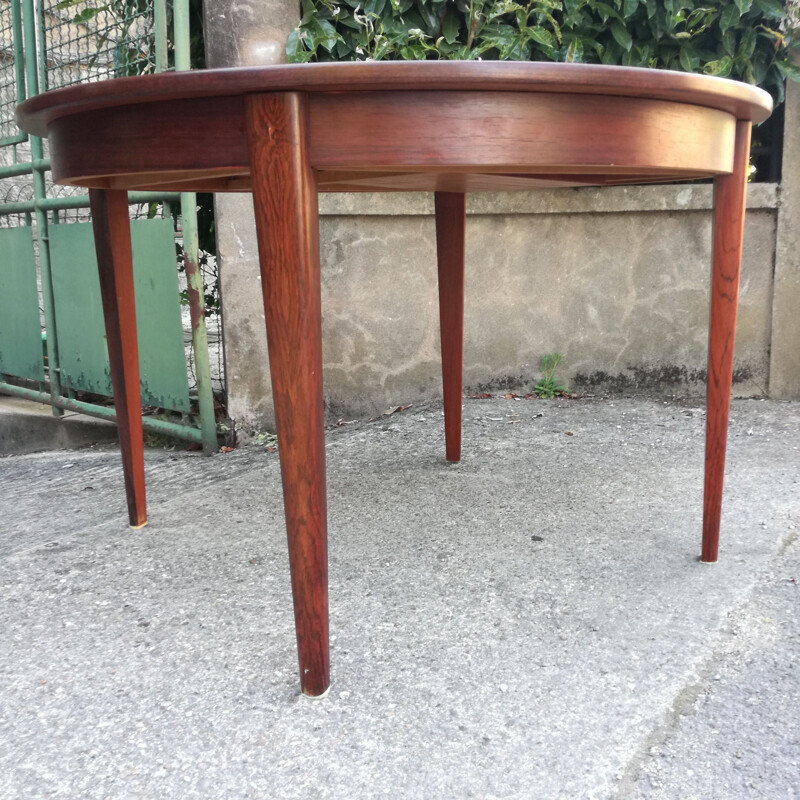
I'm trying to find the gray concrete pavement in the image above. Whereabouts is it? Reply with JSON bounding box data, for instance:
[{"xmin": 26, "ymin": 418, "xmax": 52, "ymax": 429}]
[
  {"xmin": 0, "ymin": 395, "xmax": 118, "ymax": 456},
  {"xmin": 1, "ymin": 396, "xmax": 798, "ymax": 799}
]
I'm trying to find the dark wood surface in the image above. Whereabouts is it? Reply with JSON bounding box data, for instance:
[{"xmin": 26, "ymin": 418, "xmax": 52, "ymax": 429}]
[
  {"xmin": 245, "ymin": 92, "xmax": 330, "ymax": 696},
  {"xmin": 20, "ymin": 62, "xmax": 771, "ymax": 194},
  {"xmin": 702, "ymin": 119, "xmax": 752, "ymax": 564},
  {"xmin": 17, "ymin": 61, "xmax": 772, "ymax": 135},
  {"xmin": 34, "ymin": 84, "xmax": 768, "ymax": 193},
  {"xmin": 16, "ymin": 63, "xmax": 770, "ymax": 693},
  {"xmin": 435, "ymin": 192, "xmax": 466, "ymax": 463},
  {"xmin": 88, "ymin": 188, "xmax": 147, "ymax": 529}
]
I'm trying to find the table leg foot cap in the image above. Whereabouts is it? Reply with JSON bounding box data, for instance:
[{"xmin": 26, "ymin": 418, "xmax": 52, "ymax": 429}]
[
  {"xmin": 301, "ymin": 683, "xmax": 331, "ymax": 699},
  {"xmin": 129, "ymin": 521, "xmax": 148, "ymax": 530}
]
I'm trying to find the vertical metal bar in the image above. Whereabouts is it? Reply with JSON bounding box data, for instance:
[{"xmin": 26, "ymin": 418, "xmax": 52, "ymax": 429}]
[
  {"xmin": 33, "ymin": 0, "xmax": 47, "ymax": 93},
  {"xmin": 173, "ymin": 0, "xmax": 190, "ymax": 70},
  {"xmin": 11, "ymin": 0, "xmax": 27, "ymax": 104},
  {"xmin": 180, "ymin": 194, "xmax": 217, "ymax": 453},
  {"xmin": 154, "ymin": 0, "xmax": 170, "ymax": 218},
  {"xmin": 22, "ymin": 0, "xmax": 64, "ymax": 415},
  {"xmin": 154, "ymin": 0, "xmax": 169, "ymax": 73},
  {"xmin": 173, "ymin": 0, "xmax": 217, "ymax": 453}
]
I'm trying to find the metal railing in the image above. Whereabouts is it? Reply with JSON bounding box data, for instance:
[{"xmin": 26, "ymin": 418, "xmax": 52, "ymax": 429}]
[{"xmin": 0, "ymin": 0, "xmax": 219, "ymax": 452}]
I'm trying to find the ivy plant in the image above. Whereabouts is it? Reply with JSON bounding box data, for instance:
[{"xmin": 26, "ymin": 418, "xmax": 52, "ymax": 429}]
[{"xmin": 289, "ymin": 0, "xmax": 800, "ymax": 103}]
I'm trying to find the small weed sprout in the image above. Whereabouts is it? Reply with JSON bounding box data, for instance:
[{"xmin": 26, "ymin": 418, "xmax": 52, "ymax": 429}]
[
  {"xmin": 534, "ymin": 353, "xmax": 567, "ymax": 399},
  {"xmin": 252, "ymin": 431, "xmax": 278, "ymax": 449}
]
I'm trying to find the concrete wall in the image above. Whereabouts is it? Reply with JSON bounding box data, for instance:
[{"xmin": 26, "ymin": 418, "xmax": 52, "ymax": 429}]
[
  {"xmin": 770, "ymin": 72, "xmax": 800, "ymax": 398},
  {"xmin": 314, "ymin": 185, "xmax": 778, "ymax": 421},
  {"xmin": 216, "ymin": 180, "xmax": 781, "ymax": 432}
]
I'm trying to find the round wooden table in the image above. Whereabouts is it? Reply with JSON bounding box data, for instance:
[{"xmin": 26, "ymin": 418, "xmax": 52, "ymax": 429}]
[{"xmin": 17, "ymin": 62, "xmax": 773, "ymax": 696}]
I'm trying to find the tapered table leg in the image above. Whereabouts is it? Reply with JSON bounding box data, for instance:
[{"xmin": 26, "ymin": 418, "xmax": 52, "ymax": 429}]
[
  {"xmin": 89, "ymin": 189, "xmax": 146, "ymax": 529},
  {"xmin": 435, "ymin": 192, "xmax": 466, "ymax": 463},
  {"xmin": 702, "ymin": 120, "xmax": 752, "ymax": 563},
  {"xmin": 245, "ymin": 92, "xmax": 329, "ymax": 696}
]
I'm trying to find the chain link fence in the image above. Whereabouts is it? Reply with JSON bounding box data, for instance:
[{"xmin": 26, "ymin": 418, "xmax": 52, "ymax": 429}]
[{"xmin": 40, "ymin": 0, "xmax": 158, "ymax": 91}]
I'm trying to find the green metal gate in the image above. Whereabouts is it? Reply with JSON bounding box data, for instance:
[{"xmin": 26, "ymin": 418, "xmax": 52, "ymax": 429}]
[{"xmin": 0, "ymin": 0, "xmax": 219, "ymax": 452}]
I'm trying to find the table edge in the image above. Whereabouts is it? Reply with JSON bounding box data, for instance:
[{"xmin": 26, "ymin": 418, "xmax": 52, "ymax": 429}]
[{"xmin": 16, "ymin": 61, "xmax": 773, "ymax": 137}]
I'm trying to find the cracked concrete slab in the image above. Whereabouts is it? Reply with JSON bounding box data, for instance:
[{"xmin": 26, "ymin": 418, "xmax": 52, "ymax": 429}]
[{"xmin": 0, "ymin": 397, "xmax": 798, "ymax": 799}]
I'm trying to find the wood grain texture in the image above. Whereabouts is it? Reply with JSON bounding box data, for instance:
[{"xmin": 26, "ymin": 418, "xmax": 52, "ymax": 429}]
[
  {"xmin": 88, "ymin": 188, "xmax": 147, "ymax": 528},
  {"xmin": 44, "ymin": 90, "xmax": 736, "ymax": 191},
  {"xmin": 16, "ymin": 61, "xmax": 772, "ymax": 137},
  {"xmin": 245, "ymin": 91, "xmax": 330, "ymax": 696},
  {"xmin": 308, "ymin": 92, "xmax": 736, "ymax": 175},
  {"xmin": 47, "ymin": 96, "xmax": 248, "ymax": 187},
  {"xmin": 435, "ymin": 192, "xmax": 466, "ymax": 463},
  {"xmin": 702, "ymin": 120, "xmax": 752, "ymax": 564}
]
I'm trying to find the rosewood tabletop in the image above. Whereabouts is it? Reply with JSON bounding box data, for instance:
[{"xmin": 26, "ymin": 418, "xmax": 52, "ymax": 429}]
[{"xmin": 16, "ymin": 61, "xmax": 773, "ymax": 696}]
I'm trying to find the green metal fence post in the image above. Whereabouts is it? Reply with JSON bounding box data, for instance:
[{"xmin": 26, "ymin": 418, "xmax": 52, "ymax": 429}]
[
  {"xmin": 155, "ymin": 0, "xmax": 169, "ymax": 73},
  {"xmin": 174, "ymin": 0, "xmax": 218, "ymax": 454},
  {"xmin": 10, "ymin": 0, "xmax": 25, "ymax": 109},
  {"xmin": 21, "ymin": 0, "xmax": 63, "ymax": 416}
]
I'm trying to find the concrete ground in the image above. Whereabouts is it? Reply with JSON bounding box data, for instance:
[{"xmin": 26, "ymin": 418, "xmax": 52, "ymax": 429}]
[
  {"xmin": 0, "ymin": 394, "xmax": 118, "ymax": 456},
  {"xmin": 0, "ymin": 395, "xmax": 798, "ymax": 799}
]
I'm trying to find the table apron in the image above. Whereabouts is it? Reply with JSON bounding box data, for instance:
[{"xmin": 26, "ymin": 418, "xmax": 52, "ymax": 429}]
[{"xmin": 47, "ymin": 90, "xmax": 737, "ymax": 190}]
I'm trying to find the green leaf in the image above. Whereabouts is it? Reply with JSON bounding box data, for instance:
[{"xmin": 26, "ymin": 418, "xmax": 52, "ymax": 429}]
[
  {"xmin": 679, "ymin": 46, "xmax": 694, "ymax": 72},
  {"xmin": 363, "ymin": 0, "xmax": 386, "ymax": 15},
  {"xmin": 55, "ymin": 0, "xmax": 87, "ymax": 8},
  {"xmin": 722, "ymin": 27, "xmax": 737, "ymax": 56},
  {"xmin": 703, "ymin": 55, "xmax": 733, "ymax": 76},
  {"xmin": 753, "ymin": 0, "xmax": 785, "ymax": 20},
  {"xmin": 719, "ymin": 4, "xmax": 740, "ymax": 32},
  {"xmin": 751, "ymin": 52, "xmax": 769, "ymax": 85},
  {"xmin": 633, "ymin": 42, "xmax": 653, "ymax": 65},
  {"xmin": 480, "ymin": 22, "xmax": 516, "ymax": 50},
  {"xmin": 287, "ymin": 49, "xmax": 314, "ymax": 63},
  {"xmin": 309, "ymin": 16, "xmax": 341, "ymax": 52},
  {"xmin": 610, "ymin": 20, "xmax": 633, "ymax": 51},
  {"xmin": 542, "ymin": 12, "xmax": 562, "ymax": 44},
  {"xmin": 441, "ymin": 7, "xmax": 461, "ymax": 44},
  {"xmin": 417, "ymin": 2, "xmax": 442, "ymax": 34},
  {"xmin": 623, "ymin": 0, "xmax": 639, "ymax": 18},
  {"xmin": 685, "ymin": 6, "xmax": 714, "ymax": 34},
  {"xmin": 594, "ymin": 2, "xmax": 623, "ymax": 23},
  {"xmin": 601, "ymin": 39, "xmax": 621, "ymax": 63},
  {"xmin": 777, "ymin": 60, "xmax": 800, "ymax": 82},
  {"xmin": 286, "ymin": 28, "xmax": 306, "ymax": 57},
  {"xmin": 338, "ymin": 15, "xmax": 365, "ymax": 29},
  {"xmin": 734, "ymin": 0, "xmax": 753, "ymax": 13},
  {"xmin": 400, "ymin": 43, "xmax": 426, "ymax": 59},
  {"xmin": 738, "ymin": 26, "xmax": 757, "ymax": 60},
  {"xmin": 528, "ymin": 26, "xmax": 555, "ymax": 48},
  {"xmin": 71, "ymin": 6, "xmax": 108, "ymax": 23},
  {"xmin": 564, "ymin": 37, "xmax": 584, "ymax": 63}
]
